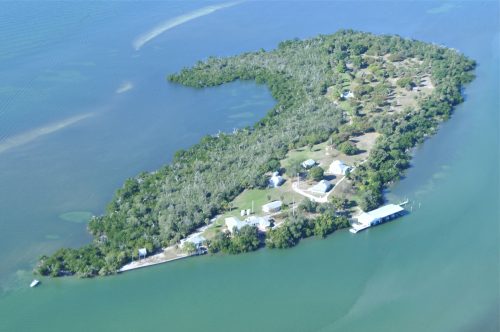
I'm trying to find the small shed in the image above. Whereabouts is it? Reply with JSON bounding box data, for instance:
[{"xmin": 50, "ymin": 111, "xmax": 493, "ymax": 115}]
[
  {"xmin": 302, "ymin": 159, "xmax": 316, "ymax": 169},
  {"xmin": 138, "ymin": 248, "xmax": 147, "ymax": 259},
  {"xmin": 310, "ymin": 180, "xmax": 333, "ymax": 194},
  {"xmin": 269, "ymin": 174, "xmax": 284, "ymax": 188},
  {"xmin": 340, "ymin": 90, "xmax": 354, "ymax": 99},
  {"xmin": 329, "ymin": 160, "xmax": 351, "ymax": 175},
  {"xmin": 262, "ymin": 200, "xmax": 283, "ymax": 213}
]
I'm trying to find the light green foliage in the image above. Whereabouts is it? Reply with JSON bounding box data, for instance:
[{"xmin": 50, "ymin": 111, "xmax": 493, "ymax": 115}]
[{"xmin": 182, "ymin": 242, "xmax": 197, "ymax": 254}]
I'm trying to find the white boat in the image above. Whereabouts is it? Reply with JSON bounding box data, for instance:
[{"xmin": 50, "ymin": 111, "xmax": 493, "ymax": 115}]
[{"xmin": 30, "ymin": 279, "xmax": 40, "ymax": 288}]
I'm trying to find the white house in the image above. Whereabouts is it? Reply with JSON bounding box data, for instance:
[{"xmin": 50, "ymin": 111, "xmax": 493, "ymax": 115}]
[
  {"xmin": 310, "ymin": 180, "xmax": 332, "ymax": 194},
  {"xmin": 262, "ymin": 200, "xmax": 283, "ymax": 213},
  {"xmin": 225, "ymin": 217, "xmax": 245, "ymax": 233},
  {"xmin": 269, "ymin": 172, "xmax": 284, "ymax": 187},
  {"xmin": 246, "ymin": 216, "xmax": 271, "ymax": 232},
  {"xmin": 180, "ymin": 234, "xmax": 206, "ymax": 249},
  {"xmin": 329, "ymin": 160, "xmax": 351, "ymax": 175},
  {"xmin": 302, "ymin": 159, "xmax": 316, "ymax": 169},
  {"xmin": 225, "ymin": 216, "xmax": 271, "ymax": 233}
]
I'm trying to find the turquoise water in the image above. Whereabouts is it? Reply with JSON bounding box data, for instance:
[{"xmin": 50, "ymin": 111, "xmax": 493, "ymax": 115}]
[{"xmin": 0, "ymin": 1, "xmax": 498, "ymax": 331}]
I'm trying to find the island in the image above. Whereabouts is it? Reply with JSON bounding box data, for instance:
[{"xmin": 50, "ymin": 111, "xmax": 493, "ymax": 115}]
[{"xmin": 36, "ymin": 30, "xmax": 475, "ymax": 277}]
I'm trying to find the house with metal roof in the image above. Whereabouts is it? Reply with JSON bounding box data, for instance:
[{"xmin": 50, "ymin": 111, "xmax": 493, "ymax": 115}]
[
  {"xmin": 262, "ymin": 200, "xmax": 283, "ymax": 213},
  {"xmin": 246, "ymin": 216, "xmax": 271, "ymax": 232},
  {"xmin": 225, "ymin": 217, "xmax": 246, "ymax": 233},
  {"xmin": 310, "ymin": 179, "xmax": 332, "ymax": 194},
  {"xmin": 301, "ymin": 159, "xmax": 316, "ymax": 169},
  {"xmin": 329, "ymin": 160, "xmax": 351, "ymax": 175},
  {"xmin": 180, "ymin": 234, "xmax": 206, "ymax": 249},
  {"xmin": 225, "ymin": 216, "xmax": 271, "ymax": 233}
]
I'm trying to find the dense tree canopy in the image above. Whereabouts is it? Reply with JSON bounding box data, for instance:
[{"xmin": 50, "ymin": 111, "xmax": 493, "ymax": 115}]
[{"xmin": 37, "ymin": 30, "xmax": 474, "ymax": 277}]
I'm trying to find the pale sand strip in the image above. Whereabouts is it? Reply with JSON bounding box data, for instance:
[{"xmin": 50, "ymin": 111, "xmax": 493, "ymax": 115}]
[
  {"xmin": 118, "ymin": 221, "xmax": 214, "ymax": 273},
  {"xmin": 133, "ymin": 1, "xmax": 241, "ymax": 50},
  {"xmin": 0, "ymin": 113, "xmax": 94, "ymax": 155}
]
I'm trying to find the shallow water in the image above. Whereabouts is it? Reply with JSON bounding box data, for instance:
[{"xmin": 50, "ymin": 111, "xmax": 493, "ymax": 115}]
[{"xmin": 0, "ymin": 1, "xmax": 498, "ymax": 331}]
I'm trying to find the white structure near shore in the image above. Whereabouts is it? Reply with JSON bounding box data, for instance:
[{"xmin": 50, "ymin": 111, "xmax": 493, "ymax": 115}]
[
  {"xmin": 138, "ymin": 248, "xmax": 147, "ymax": 259},
  {"xmin": 225, "ymin": 215, "xmax": 271, "ymax": 233},
  {"xmin": 180, "ymin": 234, "xmax": 206, "ymax": 249},
  {"xmin": 350, "ymin": 204, "xmax": 405, "ymax": 233}
]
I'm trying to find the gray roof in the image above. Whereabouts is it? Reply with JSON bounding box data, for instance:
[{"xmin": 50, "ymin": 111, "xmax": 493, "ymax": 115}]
[
  {"xmin": 302, "ymin": 159, "xmax": 316, "ymax": 167},
  {"xmin": 262, "ymin": 200, "xmax": 283, "ymax": 209},
  {"xmin": 310, "ymin": 180, "xmax": 332, "ymax": 193}
]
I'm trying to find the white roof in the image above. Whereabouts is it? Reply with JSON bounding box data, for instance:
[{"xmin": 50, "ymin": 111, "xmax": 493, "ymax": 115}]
[
  {"xmin": 357, "ymin": 204, "xmax": 404, "ymax": 225},
  {"xmin": 138, "ymin": 248, "xmax": 147, "ymax": 256},
  {"xmin": 341, "ymin": 91, "xmax": 354, "ymax": 99},
  {"xmin": 329, "ymin": 160, "xmax": 351, "ymax": 175},
  {"xmin": 262, "ymin": 200, "xmax": 282, "ymax": 209},
  {"xmin": 367, "ymin": 204, "xmax": 404, "ymax": 220},
  {"xmin": 331, "ymin": 160, "xmax": 346, "ymax": 167},
  {"xmin": 302, "ymin": 159, "xmax": 316, "ymax": 167},
  {"xmin": 356, "ymin": 212, "xmax": 376, "ymax": 225},
  {"xmin": 225, "ymin": 217, "xmax": 245, "ymax": 232},
  {"xmin": 269, "ymin": 175, "xmax": 284, "ymax": 187},
  {"xmin": 246, "ymin": 216, "xmax": 271, "ymax": 229},
  {"xmin": 186, "ymin": 234, "xmax": 206, "ymax": 245}
]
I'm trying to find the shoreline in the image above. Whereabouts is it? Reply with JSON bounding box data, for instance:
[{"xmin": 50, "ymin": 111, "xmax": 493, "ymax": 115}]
[
  {"xmin": 118, "ymin": 247, "xmax": 192, "ymax": 273},
  {"xmin": 118, "ymin": 219, "xmax": 215, "ymax": 273}
]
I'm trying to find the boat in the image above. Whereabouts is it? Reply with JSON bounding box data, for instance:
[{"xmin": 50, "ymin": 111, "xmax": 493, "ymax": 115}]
[{"xmin": 30, "ymin": 279, "xmax": 40, "ymax": 288}]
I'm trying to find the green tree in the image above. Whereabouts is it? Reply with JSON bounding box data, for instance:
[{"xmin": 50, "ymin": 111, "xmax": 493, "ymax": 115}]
[
  {"xmin": 309, "ymin": 166, "xmax": 324, "ymax": 181},
  {"xmin": 313, "ymin": 214, "xmax": 336, "ymax": 238}
]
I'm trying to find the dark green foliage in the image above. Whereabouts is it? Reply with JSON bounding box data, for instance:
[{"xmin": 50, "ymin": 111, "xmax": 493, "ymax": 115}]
[
  {"xmin": 266, "ymin": 212, "xmax": 350, "ymax": 248},
  {"xmin": 313, "ymin": 214, "xmax": 336, "ymax": 238},
  {"xmin": 299, "ymin": 198, "xmax": 319, "ymax": 213},
  {"xmin": 338, "ymin": 141, "xmax": 360, "ymax": 155},
  {"xmin": 208, "ymin": 226, "xmax": 260, "ymax": 254},
  {"xmin": 38, "ymin": 29, "xmax": 474, "ymax": 277},
  {"xmin": 309, "ymin": 166, "xmax": 325, "ymax": 181}
]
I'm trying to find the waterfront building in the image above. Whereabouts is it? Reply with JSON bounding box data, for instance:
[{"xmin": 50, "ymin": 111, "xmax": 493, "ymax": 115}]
[{"xmin": 350, "ymin": 204, "xmax": 405, "ymax": 233}]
